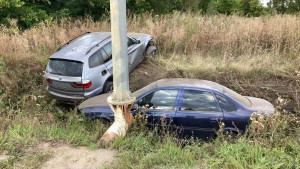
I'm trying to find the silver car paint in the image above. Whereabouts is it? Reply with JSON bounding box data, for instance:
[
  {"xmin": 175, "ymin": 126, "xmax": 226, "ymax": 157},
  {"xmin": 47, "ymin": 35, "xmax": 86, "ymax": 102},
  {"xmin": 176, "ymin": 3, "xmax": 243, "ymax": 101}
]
[{"xmin": 45, "ymin": 32, "xmax": 153, "ymax": 101}]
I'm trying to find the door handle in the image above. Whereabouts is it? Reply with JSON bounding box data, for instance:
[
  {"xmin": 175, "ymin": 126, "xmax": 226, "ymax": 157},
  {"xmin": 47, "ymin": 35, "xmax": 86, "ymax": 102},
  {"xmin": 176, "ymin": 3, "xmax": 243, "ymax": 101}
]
[
  {"xmin": 101, "ymin": 70, "xmax": 107, "ymax": 76},
  {"xmin": 210, "ymin": 118, "xmax": 218, "ymax": 123}
]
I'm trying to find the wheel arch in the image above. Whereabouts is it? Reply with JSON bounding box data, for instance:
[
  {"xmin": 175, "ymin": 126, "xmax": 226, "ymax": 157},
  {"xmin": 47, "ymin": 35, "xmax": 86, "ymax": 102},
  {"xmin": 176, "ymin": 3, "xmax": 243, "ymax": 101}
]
[{"xmin": 106, "ymin": 76, "xmax": 113, "ymax": 83}]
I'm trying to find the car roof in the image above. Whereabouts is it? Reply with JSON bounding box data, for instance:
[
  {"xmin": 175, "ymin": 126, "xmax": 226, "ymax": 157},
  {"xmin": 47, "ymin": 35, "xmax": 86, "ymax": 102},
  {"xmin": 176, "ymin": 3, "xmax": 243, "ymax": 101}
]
[
  {"xmin": 50, "ymin": 32, "xmax": 111, "ymax": 61},
  {"xmin": 133, "ymin": 78, "xmax": 224, "ymax": 97},
  {"xmin": 133, "ymin": 78, "xmax": 252, "ymax": 107},
  {"xmin": 155, "ymin": 78, "xmax": 223, "ymax": 91},
  {"xmin": 50, "ymin": 32, "xmax": 151, "ymax": 62}
]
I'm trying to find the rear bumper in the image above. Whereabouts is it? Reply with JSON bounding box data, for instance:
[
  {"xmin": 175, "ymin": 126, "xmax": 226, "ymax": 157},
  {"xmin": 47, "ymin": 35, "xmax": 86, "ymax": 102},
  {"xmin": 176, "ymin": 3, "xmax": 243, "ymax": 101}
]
[
  {"xmin": 47, "ymin": 86, "xmax": 103, "ymax": 102},
  {"xmin": 49, "ymin": 90, "xmax": 85, "ymax": 100}
]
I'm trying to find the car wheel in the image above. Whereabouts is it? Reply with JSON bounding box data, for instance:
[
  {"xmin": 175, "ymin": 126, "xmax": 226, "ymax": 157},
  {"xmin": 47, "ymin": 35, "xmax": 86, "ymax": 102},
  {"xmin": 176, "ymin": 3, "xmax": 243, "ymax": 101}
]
[
  {"xmin": 146, "ymin": 46, "xmax": 157, "ymax": 57},
  {"xmin": 103, "ymin": 81, "xmax": 113, "ymax": 93}
]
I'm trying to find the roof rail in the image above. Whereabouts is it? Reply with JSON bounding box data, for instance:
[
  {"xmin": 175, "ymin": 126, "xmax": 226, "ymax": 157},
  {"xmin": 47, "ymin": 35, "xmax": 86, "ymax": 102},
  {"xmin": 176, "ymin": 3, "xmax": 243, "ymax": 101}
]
[
  {"xmin": 56, "ymin": 32, "xmax": 91, "ymax": 52},
  {"xmin": 85, "ymin": 36, "xmax": 111, "ymax": 55}
]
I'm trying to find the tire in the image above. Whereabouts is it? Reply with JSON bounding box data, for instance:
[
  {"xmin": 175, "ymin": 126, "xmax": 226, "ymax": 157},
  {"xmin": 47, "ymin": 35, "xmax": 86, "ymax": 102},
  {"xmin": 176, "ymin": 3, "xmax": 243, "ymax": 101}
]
[
  {"xmin": 146, "ymin": 46, "xmax": 157, "ymax": 57},
  {"xmin": 102, "ymin": 81, "xmax": 113, "ymax": 93}
]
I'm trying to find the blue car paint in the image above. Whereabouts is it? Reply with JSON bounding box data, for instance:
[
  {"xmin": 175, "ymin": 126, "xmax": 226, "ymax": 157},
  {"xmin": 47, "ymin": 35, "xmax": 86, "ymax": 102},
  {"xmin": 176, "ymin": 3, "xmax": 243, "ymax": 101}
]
[
  {"xmin": 81, "ymin": 85, "xmax": 254, "ymax": 138},
  {"xmin": 213, "ymin": 90, "xmax": 252, "ymax": 134}
]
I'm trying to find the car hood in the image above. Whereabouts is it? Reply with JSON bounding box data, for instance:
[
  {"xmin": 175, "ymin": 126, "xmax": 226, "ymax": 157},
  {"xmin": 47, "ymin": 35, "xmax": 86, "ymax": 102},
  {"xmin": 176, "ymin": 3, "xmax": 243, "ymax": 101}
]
[
  {"xmin": 78, "ymin": 93, "xmax": 110, "ymax": 110},
  {"xmin": 127, "ymin": 33, "xmax": 152, "ymax": 42},
  {"xmin": 246, "ymin": 96, "xmax": 274, "ymax": 114}
]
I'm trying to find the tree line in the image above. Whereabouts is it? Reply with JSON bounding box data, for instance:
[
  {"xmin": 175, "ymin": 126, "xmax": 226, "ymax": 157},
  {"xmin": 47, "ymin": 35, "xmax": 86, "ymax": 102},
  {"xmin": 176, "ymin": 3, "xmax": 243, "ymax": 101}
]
[{"xmin": 0, "ymin": 0, "xmax": 299, "ymax": 29}]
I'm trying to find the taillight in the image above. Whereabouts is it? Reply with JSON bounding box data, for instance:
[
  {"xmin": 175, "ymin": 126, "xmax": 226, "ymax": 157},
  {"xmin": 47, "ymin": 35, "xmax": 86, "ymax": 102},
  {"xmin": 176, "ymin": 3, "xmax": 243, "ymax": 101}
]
[
  {"xmin": 83, "ymin": 81, "xmax": 92, "ymax": 89},
  {"xmin": 46, "ymin": 78, "xmax": 51, "ymax": 83},
  {"xmin": 72, "ymin": 80, "xmax": 92, "ymax": 89}
]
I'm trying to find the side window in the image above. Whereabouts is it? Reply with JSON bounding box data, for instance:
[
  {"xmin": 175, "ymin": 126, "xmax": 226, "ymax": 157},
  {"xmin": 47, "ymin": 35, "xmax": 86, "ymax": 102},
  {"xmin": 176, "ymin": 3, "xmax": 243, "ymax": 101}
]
[
  {"xmin": 103, "ymin": 42, "xmax": 112, "ymax": 58},
  {"xmin": 127, "ymin": 37, "xmax": 134, "ymax": 47},
  {"xmin": 100, "ymin": 49, "xmax": 110, "ymax": 63},
  {"xmin": 138, "ymin": 90, "xmax": 178, "ymax": 110},
  {"xmin": 181, "ymin": 90, "xmax": 220, "ymax": 112},
  {"xmin": 88, "ymin": 52, "xmax": 102, "ymax": 68},
  {"xmin": 100, "ymin": 42, "xmax": 112, "ymax": 63},
  {"xmin": 216, "ymin": 94, "xmax": 237, "ymax": 112}
]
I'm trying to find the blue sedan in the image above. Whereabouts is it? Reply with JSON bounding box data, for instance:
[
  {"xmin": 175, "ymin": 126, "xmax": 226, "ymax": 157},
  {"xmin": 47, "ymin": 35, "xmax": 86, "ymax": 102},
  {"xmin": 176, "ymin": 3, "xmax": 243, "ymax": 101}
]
[{"xmin": 78, "ymin": 78, "xmax": 274, "ymax": 138}]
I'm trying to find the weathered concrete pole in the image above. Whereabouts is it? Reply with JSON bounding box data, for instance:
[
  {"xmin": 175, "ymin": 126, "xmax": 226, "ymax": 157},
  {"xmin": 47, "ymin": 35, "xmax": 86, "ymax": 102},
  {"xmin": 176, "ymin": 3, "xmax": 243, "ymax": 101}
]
[{"xmin": 99, "ymin": 0, "xmax": 136, "ymax": 146}]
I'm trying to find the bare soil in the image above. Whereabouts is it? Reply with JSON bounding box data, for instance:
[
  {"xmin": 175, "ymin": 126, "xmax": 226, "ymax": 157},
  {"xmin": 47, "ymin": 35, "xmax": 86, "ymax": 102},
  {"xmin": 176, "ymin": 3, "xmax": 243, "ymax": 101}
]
[
  {"xmin": 0, "ymin": 153, "xmax": 9, "ymax": 163},
  {"xmin": 15, "ymin": 142, "xmax": 117, "ymax": 169}
]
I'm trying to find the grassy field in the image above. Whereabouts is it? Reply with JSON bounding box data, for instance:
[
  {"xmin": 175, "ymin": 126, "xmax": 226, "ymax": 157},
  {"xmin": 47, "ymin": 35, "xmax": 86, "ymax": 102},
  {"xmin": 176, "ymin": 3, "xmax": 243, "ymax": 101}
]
[{"xmin": 0, "ymin": 14, "xmax": 299, "ymax": 168}]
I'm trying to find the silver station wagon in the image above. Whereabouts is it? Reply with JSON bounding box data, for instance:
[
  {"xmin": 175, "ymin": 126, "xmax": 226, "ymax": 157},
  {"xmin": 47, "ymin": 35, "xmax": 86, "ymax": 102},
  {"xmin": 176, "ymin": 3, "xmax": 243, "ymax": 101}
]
[{"xmin": 45, "ymin": 32, "xmax": 156, "ymax": 103}]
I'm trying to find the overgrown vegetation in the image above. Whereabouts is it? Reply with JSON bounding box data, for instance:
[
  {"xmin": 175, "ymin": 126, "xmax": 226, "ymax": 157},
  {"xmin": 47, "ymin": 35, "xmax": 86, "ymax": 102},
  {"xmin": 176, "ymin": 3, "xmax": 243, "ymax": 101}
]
[
  {"xmin": 107, "ymin": 111, "xmax": 299, "ymax": 169},
  {"xmin": 1, "ymin": 0, "xmax": 300, "ymax": 29},
  {"xmin": 0, "ymin": 14, "xmax": 299, "ymax": 168}
]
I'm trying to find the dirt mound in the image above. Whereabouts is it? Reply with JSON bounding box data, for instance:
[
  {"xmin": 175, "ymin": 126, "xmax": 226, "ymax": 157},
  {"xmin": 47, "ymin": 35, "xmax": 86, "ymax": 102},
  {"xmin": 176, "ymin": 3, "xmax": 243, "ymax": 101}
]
[
  {"xmin": 17, "ymin": 142, "xmax": 117, "ymax": 169},
  {"xmin": 42, "ymin": 145, "xmax": 116, "ymax": 169},
  {"xmin": 0, "ymin": 153, "xmax": 9, "ymax": 163}
]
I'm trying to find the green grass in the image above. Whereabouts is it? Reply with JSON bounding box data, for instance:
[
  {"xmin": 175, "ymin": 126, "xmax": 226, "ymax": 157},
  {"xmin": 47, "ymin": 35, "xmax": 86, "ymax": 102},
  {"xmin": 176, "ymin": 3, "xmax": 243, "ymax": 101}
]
[
  {"xmin": 100, "ymin": 111, "xmax": 299, "ymax": 169},
  {"xmin": 106, "ymin": 121, "xmax": 299, "ymax": 169},
  {"xmin": 0, "ymin": 101, "xmax": 107, "ymax": 168}
]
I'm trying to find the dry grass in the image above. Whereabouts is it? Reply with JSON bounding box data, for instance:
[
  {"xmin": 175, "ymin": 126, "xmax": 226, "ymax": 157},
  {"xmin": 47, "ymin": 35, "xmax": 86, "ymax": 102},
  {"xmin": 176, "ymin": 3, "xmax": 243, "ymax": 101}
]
[
  {"xmin": 155, "ymin": 53, "xmax": 299, "ymax": 78},
  {"xmin": 0, "ymin": 13, "xmax": 299, "ymax": 112},
  {"xmin": 0, "ymin": 13, "xmax": 299, "ymax": 61}
]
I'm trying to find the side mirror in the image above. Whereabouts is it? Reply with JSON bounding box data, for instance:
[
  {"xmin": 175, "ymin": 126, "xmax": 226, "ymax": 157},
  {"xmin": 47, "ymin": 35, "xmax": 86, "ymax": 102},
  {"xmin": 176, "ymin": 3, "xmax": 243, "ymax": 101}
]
[{"xmin": 132, "ymin": 38, "xmax": 141, "ymax": 44}]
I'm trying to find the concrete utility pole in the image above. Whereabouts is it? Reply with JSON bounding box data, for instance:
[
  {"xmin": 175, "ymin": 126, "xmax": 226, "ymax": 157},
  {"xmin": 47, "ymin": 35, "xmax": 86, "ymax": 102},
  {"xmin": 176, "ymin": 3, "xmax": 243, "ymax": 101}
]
[{"xmin": 99, "ymin": 0, "xmax": 136, "ymax": 146}]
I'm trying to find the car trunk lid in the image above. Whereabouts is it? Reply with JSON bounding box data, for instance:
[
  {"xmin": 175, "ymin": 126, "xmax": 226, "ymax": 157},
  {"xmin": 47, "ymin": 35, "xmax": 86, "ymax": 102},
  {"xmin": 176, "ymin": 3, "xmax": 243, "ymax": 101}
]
[
  {"xmin": 46, "ymin": 59, "xmax": 85, "ymax": 93},
  {"xmin": 246, "ymin": 96, "xmax": 275, "ymax": 114}
]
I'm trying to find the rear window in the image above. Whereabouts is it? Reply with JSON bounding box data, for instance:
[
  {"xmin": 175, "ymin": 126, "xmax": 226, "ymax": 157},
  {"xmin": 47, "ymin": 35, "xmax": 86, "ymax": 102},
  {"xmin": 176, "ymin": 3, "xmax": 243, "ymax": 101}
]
[{"xmin": 47, "ymin": 59, "xmax": 83, "ymax": 77}]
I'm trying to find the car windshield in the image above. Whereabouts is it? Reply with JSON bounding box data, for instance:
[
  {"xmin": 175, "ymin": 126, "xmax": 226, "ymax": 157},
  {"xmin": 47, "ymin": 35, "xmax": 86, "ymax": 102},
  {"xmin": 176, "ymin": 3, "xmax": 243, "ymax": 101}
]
[
  {"xmin": 47, "ymin": 59, "xmax": 83, "ymax": 77},
  {"xmin": 133, "ymin": 82, "xmax": 156, "ymax": 98},
  {"xmin": 222, "ymin": 86, "xmax": 251, "ymax": 107}
]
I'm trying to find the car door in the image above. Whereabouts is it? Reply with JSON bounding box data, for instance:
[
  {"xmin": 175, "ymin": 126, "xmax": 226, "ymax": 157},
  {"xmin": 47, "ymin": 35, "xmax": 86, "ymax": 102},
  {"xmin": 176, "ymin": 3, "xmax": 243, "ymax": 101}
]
[
  {"xmin": 127, "ymin": 37, "xmax": 145, "ymax": 71},
  {"xmin": 83, "ymin": 50, "xmax": 108, "ymax": 95},
  {"xmin": 174, "ymin": 89, "xmax": 224, "ymax": 139},
  {"xmin": 215, "ymin": 93, "xmax": 249, "ymax": 133},
  {"xmin": 136, "ymin": 89, "xmax": 179, "ymax": 129},
  {"xmin": 99, "ymin": 42, "xmax": 113, "ymax": 74},
  {"xmin": 101, "ymin": 38, "xmax": 142, "ymax": 74}
]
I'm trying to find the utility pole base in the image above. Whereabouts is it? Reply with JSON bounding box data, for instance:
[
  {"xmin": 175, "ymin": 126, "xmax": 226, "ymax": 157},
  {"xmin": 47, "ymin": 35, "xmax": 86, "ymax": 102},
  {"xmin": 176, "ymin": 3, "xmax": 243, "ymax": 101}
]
[{"xmin": 99, "ymin": 96, "xmax": 135, "ymax": 147}]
